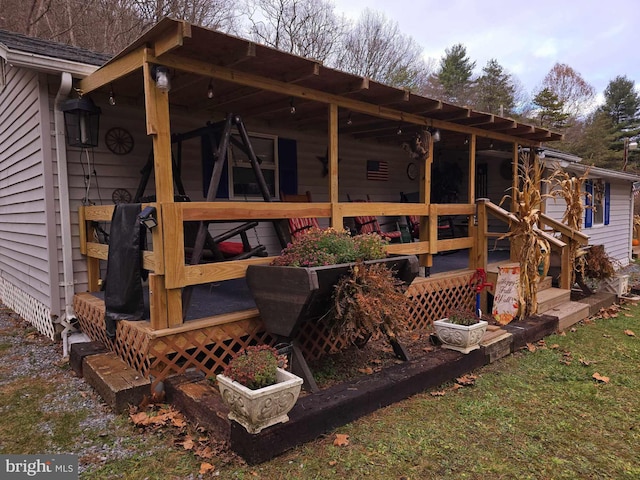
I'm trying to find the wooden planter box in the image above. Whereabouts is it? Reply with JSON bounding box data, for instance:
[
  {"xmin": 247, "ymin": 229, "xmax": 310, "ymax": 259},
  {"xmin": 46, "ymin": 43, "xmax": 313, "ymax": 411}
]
[{"xmin": 245, "ymin": 255, "xmax": 419, "ymax": 337}]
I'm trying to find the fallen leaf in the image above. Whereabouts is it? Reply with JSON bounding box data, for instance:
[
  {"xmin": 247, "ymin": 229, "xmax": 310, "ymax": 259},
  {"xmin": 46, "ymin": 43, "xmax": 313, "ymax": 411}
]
[
  {"xmin": 181, "ymin": 437, "xmax": 194, "ymax": 450},
  {"xmin": 370, "ymin": 359, "xmax": 383, "ymax": 365},
  {"xmin": 570, "ymin": 327, "xmax": 577, "ymax": 332},
  {"xmin": 171, "ymin": 417, "xmax": 187, "ymax": 428},
  {"xmin": 526, "ymin": 343, "xmax": 537, "ymax": 352},
  {"xmin": 592, "ymin": 372, "xmax": 610, "ymax": 384},
  {"xmin": 196, "ymin": 446, "xmax": 214, "ymax": 459},
  {"xmin": 329, "ymin": 460, "xmax": 337, "ymax": 466},
  {"xmin": 559, "ymin": 331, "xmax": 566, "ymax": 336},
  {"xmin": 550, "ymin": 344, "xmax": 560, "ymax": 349},
  {"xmin": 333, "ymin": 433, "xmax": 349, "ymax": 447},
  {"xmin": 624, "ymin": 329, "xmax": 635, "ymax": 337},
  {"xmin": 129, "ymin": 412, "xmax": 149, "ymax": 425},
  {"xmin": 624, "ymin": 313, "xmax": 634, "ymax": 317},
  {"xmin": 560, "ymin": 360, "xmax": 572, "ymax": 365},
  {"xmin": 603, "ymin": 334, "xmax": 612, "ymax": 338},
  {"xmin": 423, "ymin": 346, "xmax": 434, "ymax": 353},
  {"xmin": 430, "ymin": 390, "xmax": 446, "ymax": 396},
  {"xmin": 456, "ymin": 374, "xmax": 477, "ymax": 386},
  {"xmin": 199, "ymin": 462, "xmax": 214, "ymax": 475},
  {"xmin": 579, "ymin": 358, "xmax": 592, "ymax": 366},
  {"xmin": 563, "ymin": 351, "xmax": 572, "ymax": 357},
  {"xmin": 450, "ymin": 383, "xmax": 462, "ymax": 391},
  {"xmin": 358, "ymin": 367, "xmax": 374, "ymax": 375}
]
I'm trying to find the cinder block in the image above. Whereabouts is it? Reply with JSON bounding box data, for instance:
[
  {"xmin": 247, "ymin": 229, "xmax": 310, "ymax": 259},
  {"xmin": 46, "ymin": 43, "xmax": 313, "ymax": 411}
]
[
  {"xmin": 69, "ymin": 341, "xmax": 108, "ymax": 377},
  {"xmin": 83, "ymin": 352, "xmax": 150, "ymax": 413}
]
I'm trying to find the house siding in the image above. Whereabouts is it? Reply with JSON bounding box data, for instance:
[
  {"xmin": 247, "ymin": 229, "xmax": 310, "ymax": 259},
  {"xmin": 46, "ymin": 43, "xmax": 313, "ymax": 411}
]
[
  {"xmin": 545, "ymin": 178, "xmax": 633, "ymax": 268},
  {"xmin": 0, "ymin": 66, "xmax": 56, "ymax": 337}
]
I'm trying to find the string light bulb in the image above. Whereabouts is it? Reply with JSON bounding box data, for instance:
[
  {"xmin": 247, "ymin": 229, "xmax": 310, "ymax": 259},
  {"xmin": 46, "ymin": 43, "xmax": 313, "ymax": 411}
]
[
  {"xmin": 207, "ymin": 80, "xmax": 214, "ymax": 99},
  {"xmin": 347, "ymin": 113, "xmax": 353, "ymax": 126},
  {"xmin": 290, "ymin": 98, "xmax": 296, "ymax": 115},
  {"xmin": 108, "ymin": 84, "xmax": 116, "ymax": 106}
]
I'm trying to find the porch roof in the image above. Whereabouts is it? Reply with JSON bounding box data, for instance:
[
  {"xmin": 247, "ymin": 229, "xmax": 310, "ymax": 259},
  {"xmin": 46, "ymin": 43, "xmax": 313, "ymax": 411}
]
[{"xmin": 81, "ymin": 18, "xmax": 562, "ymax": 149}]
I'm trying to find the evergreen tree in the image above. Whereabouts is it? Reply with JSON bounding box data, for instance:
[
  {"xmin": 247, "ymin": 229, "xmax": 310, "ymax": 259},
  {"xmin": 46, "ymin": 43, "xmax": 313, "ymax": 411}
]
[
  {"xmin": 602, "ymin": 75, "xmax": 640, "ymax": 126},
  {"xmin": 475, "ymin": 59, "xmax": 515, "ymax": 115},
  {"xmin": 436, "ymin": 43, "xmax": 475, "ymax": 105},
  {"xmin": 532, "ymin": 88, "xmax": 570, "ymax": 129}
]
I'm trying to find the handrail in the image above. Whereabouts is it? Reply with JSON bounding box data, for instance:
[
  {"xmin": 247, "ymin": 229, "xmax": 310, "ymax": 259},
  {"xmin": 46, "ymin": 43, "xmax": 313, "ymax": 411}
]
[{"xmin": 539, "ymin": 213, "xmax": 589, "ymax": 245}]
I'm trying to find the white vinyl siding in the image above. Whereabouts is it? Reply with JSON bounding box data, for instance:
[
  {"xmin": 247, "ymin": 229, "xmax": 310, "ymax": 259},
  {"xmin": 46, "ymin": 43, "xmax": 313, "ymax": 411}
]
[{"xmin": 0, "ymin": 66, "xmax": 52, "ymax": 306}]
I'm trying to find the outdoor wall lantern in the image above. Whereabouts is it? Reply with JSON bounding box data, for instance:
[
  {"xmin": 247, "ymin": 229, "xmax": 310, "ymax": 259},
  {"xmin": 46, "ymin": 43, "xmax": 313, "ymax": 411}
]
[
  {"xmin": 61, "ymin": 96, "xmax": 101, "ymax": 148},
  {"xmin": 138, "ymin": 206, "xmax": 158, "ymax": 230},
  {"xmin": 152, "ymin": 65, "xmax": 171, "ymax": 92}
]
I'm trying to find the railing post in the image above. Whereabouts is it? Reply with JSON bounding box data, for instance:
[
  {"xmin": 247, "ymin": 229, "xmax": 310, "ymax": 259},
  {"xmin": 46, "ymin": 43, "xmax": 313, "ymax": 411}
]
[
  {"xmin": 560, "ymin": 235, "xmax": 572, "ymax": 290},
  {"xmin": 474, "ymin": 199, "xmax": 488, "ymax": 271}
]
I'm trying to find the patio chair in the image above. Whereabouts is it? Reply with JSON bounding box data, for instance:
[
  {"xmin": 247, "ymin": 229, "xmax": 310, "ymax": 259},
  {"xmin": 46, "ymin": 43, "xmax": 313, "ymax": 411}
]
[
  {"xmin": 346, "ymin": 194, "xmax": 403, "ymax": 243},
  {"xmin": 400, "ymin": 191, "xmax": 456, "ymax": 241},
  {"xmin": 280, "ymin": 190, "xmax": 320, "ymax": 242}
]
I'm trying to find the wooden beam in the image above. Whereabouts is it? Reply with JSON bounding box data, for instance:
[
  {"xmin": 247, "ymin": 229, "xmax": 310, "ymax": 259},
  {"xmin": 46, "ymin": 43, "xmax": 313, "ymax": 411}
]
[
  {"xmin": 148, "ymin": 52, "xmax": 543, "ymax": 146},
  {"xmin": 226, "ymin": 42, "xmax": 256, "ymax": 67},
  {"xmin": 329, "ymin": 104, "xmax": 340, "ymax": 227},
  {"xmin": 154, "ymin": 20, "xmax": 192, "ymax": 58},
  {"xmin": 285, "ymin": 62, "xmax": 321, "ymax": 83},
  {"xmin": 149, "ymin": 274, "xmax": 169, "ymax": 329},
  {"xmin": 78, "ymin": 47, "xmax": 145, "ymax": 94}
]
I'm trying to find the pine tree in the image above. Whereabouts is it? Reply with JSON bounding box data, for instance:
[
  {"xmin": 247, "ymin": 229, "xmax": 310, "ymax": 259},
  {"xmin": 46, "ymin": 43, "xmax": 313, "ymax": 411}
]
[
  {"xmin": 532, "ymin": 88, "xmax": 570, "ymax": 129},
  {"xmin": 475, "ymin": 59, "xmax": 515, "ymax": 115},
  {"xmin": 436, "ymin": 43, "xmax": 475, "ymax": 105}
]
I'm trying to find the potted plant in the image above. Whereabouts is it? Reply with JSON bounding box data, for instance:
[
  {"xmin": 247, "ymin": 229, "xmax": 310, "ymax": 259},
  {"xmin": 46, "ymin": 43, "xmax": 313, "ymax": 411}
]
[
  {"xmin": 433, "ymin": 307, "xmax": 488, "ymax": 354},
  {"xmin": 245, "ymin": 228, "xmax": 418, "ymax": 338},
  {"xmin": 216, "ymin": 345, "xmax": 303, "ymax": 434},
  {"xmin": 581, "ymin": 245, "xmax": 627, "ymax": 295}
]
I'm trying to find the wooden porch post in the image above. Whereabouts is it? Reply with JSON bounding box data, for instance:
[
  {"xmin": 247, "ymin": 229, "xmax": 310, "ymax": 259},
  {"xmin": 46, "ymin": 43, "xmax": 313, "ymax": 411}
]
[
  {"xmin": 419, "ymin": 130, "xmax": 434, "ymax": 269},
  {"xmin": 467, "ymin": 133, "xmax": 477, "ymax": 268},
  {"xmin": 328, "ymin": 104, "xmax": 342, "ymax": 228},
  {"xmin": 143, "ymin": 54, "xmax": 180, "ymax": 328}
]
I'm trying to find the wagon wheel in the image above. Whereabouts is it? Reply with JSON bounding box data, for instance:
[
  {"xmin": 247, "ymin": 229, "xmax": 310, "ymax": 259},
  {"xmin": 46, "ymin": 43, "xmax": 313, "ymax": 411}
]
[
  {"xmin": 105, "ymin": 127, "xmax": 134, "ymax": 155},
  {"xmin": 112, "ymin": 188, "xmax": 132, "ymax": 204}
]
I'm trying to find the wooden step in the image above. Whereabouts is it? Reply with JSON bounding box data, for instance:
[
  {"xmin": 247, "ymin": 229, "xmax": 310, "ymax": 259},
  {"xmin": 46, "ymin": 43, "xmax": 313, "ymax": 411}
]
[
  {"xmin": 538, "ymin": 276, "xmax": 552, "ymax": 292},
  {"xmin": 537, "ymin": 287, "xmax": 570, "ymax": 314},
  {"xmin": 83, "ymin": 352, "xmax": 151, "ymax": 413},
  {"xmin": 544, "ymin": 301, "xmax": 590, "ymax": 331}
]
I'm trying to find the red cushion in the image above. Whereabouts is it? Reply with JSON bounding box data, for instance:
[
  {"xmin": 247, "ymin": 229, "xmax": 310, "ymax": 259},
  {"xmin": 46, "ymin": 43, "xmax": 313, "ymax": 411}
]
[{"xmin": 218, "ymin": 241, "xmax": 244, "ymax": 257}]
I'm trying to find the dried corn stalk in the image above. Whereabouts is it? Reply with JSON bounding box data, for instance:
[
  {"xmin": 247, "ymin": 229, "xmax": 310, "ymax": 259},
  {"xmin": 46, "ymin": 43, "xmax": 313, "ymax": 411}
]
[
  {"xmin": 500, "ymin": 150, "xmax": 550, "ymax": 319},
  {"xmin": 548, "ymin": 165, "xmax": 591, "ymax": 285}
]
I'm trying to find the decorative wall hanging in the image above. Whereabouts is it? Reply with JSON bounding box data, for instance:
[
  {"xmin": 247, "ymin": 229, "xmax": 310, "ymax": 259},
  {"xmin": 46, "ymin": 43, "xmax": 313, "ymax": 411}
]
[
  {"xmin": 112, "ymin": 188, "xmax": 132, "ymax": 204},
  {"xmin": 367, "ymin": 160, "xmax": 389, "ymax": 181},
  {"xmin": 406, "ymin": 162, "xmax": 418, "ymax": 180},
  {"xmin": 105, "ymin": 127, "xmax": 134, "ymax": 155}
]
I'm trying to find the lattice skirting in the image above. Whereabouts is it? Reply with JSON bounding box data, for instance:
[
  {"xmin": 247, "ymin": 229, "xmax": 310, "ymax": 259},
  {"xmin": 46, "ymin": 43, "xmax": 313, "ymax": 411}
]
[
  {"xmin": 0, "ymin": 277, "xmax": 55, "ymax": 340},
  {"xmin": 73, "ymin": 270, "xmax": 475, "ymax": 389}
]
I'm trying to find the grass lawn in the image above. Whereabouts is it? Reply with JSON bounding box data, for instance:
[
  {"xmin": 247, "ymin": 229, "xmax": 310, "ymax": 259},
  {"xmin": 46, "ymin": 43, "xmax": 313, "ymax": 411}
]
[{"xmin": 2, "ymin": 304, "xmax": 639, "ymax": 479}]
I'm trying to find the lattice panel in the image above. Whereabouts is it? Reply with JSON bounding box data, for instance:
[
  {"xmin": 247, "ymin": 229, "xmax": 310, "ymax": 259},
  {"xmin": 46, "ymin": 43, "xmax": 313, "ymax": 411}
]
[
  {"xmin": 406, "ymin": 272, "xmax": 476, "ymax": 330},
  {"xmin": 74, "ymin": 293, "xmax": 151, "ymax": 377},
  {"xmin": 147, "ymin": 318, "xmax": 275, "ymax": 391},
  {"xmin": 0, "ymin": 278, "xmax": 55, "ymax": 339},
  {"xmin": 295, "ymin": 318, "xmax": 354, "ymax": 361}
]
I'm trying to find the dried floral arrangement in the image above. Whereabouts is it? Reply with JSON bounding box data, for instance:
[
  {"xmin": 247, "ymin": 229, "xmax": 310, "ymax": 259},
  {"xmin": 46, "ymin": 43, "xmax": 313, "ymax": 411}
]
[
  {"xmin": 500, "ymin": 150, "xmax": 550, "ymax": 319},
  {"xmin": 445, "ymin": 306, "xmax": 481, "ymax": 326},
  {"xmin": 331, "ymin": 261, "xmax": 411, "ymax": 345},
  {"xmin": 583, "ymin": 245, "xmax": 616, "ymax": 281}
]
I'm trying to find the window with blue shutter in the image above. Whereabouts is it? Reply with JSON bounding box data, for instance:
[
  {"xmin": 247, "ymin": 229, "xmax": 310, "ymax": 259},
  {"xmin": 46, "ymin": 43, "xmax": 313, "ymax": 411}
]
[
  {"xmin": 604, "ymin": 182, "xmax": 610, "ymax": 225},
  {"xmin": 585, "ymin": 180, "xmax": 593, "ymax": 228}
]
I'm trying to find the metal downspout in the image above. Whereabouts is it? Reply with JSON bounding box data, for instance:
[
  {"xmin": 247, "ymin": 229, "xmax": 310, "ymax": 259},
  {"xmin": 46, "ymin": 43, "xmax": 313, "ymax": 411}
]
[{"xmin": 54, "ymin": 72, "xmax": 76, "ymax": 357}]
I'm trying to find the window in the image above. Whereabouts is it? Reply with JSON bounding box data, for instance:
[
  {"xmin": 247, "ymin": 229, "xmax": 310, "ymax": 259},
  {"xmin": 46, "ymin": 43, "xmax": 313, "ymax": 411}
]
[
  {"xmin": 228, "ymin": 133, "xmax": 278, "ymax": 199},
  {"xmin": 0, "ymin": 58, "xmax": 6, "ymax": 93},
  {"xmin": 585, "ymin": 179, "xmax": 610, "ymax": 228}
]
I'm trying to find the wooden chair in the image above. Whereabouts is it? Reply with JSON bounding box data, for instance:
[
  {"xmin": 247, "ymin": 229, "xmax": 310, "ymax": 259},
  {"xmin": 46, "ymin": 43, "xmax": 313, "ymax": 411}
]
[
  {"xmin": 400, "ymin": 191, "xmax": 455, "ymax": 240},
  {"xmin": 280, "ymin": 190, "xmax": 320, "ymax": 241},
  {"xmin": 346, "ymin": 194, "xmax": 403, "ymax": 242}
]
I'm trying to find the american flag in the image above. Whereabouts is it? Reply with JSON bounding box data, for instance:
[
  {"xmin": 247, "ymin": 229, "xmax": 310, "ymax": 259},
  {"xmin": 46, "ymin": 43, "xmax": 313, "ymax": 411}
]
[{"xmin": 366, "ymin": 160, "xmax": 389, "ymax": 181}]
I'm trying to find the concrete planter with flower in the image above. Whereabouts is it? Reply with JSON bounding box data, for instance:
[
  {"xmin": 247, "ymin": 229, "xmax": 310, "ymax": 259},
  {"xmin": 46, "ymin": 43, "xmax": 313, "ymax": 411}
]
[
  {"xmin": 434, "ymin": 307, "xmax": 488, "ymax": 354},
  {"xmin": 216, "ymin": 345, "xmax": 303, "ymax": 434}
]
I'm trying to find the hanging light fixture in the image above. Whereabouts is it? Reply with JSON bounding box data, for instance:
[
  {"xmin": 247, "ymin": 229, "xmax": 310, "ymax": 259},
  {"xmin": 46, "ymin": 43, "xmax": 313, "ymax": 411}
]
[
  {"xmin": 396, "ymin": 124, "xmax": 403, "ymax": 135},
  {"xmin": 289, "ymin": 98, "xmax": 296, "ymax": 115},
  {"xmin": 61, "ymin": 96, "xmax": 101, "ymax": 148},
  {"xmin": 207, "ymin": 80, "xmax": 214, "ymax": 99},
  {"xmin": 347, "ymin": 112, "xmax": 353, "ymax": 126},
  {"xmin": 108, "ymin": 84, "xmax": 116, "ymax": 106},
  {"xmin": 432, "ymin": 129, "xmax": 441, "ymax": 142},
  {"xmin": 151, "ymin": 65, "xmax": 171, "ymax": 92}
]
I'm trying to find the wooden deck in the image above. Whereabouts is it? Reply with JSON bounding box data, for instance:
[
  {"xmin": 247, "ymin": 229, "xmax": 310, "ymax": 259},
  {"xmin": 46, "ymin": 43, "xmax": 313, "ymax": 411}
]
[{"xmin": 74, "ymin": 269, "xmax": 476, "ymax": 390}]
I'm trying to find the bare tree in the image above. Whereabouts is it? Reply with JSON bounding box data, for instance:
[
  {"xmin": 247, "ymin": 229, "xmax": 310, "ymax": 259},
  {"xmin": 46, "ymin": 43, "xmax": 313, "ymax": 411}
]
[
  {"xmin": 540, "ymin": 63, "xmax": 596, "ymax": 119},
  {"xmin": 133, "ymin": 0, "xmax": 240, "ymax": 32},
  {"xmin": 242, "ymin": 0, "xmax": 345, "ymax": 63},
  {"xmin": 336, "ymin": 9, "xmax": 430, "ymax": 90}
]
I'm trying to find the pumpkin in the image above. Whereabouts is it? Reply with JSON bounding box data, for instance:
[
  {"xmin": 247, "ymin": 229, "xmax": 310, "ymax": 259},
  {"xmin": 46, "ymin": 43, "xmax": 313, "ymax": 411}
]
[{"xmin": 633, "ymin": 238, "xmax": 640, "ymax": 246}]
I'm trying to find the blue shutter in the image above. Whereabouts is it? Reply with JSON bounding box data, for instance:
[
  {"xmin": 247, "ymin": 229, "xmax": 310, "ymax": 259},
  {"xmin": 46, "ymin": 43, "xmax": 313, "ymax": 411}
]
[
  {"xmin": 278, "ymin": 138, "xmax": 298, "ymax": 195},
  {"xmin": 604, "ymin": 182, "xmax": 611, "ymax": 225},
  {"xmin": 585, "ymin": 180, "xmax": 593, "ymax": 228}
]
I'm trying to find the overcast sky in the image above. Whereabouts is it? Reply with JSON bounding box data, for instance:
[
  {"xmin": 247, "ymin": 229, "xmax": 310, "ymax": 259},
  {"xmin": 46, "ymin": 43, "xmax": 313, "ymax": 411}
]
[{"xmin": 332, "ymin": 0, "xmax": 639, "ymax": 102}]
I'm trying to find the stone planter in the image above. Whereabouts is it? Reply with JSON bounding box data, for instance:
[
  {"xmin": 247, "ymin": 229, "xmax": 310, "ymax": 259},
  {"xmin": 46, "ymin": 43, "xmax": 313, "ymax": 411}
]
[
  {"xmin": 245, "ymin": 255, "xmax": 419, "ymax": 337},
  {"xmin": 433, "ymin": 318, "xmax": 488, "ymax": 354},
  {"xmin": 217, "ymin": 367, "xmax": 303, "ymax": 434}
]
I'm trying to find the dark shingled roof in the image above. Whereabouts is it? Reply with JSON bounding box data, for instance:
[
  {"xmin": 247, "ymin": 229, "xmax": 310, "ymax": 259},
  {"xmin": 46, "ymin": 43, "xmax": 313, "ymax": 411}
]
[{"xmin": 0, "ymin": 29, "xmax": 111, "ymax": 66}]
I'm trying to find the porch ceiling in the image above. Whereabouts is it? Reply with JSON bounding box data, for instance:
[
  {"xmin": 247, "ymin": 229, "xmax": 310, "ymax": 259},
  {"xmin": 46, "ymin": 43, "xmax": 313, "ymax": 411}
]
[{"xmin": 82, "ymin": 18, "xmax": 563, "ymax": 149}]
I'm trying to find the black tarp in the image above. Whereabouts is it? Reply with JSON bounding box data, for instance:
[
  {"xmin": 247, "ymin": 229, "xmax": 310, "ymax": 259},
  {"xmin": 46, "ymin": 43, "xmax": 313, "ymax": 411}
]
[{"xmin": 104, "ymin": 204, "xmax": 145, "ymax": 338}]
